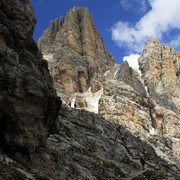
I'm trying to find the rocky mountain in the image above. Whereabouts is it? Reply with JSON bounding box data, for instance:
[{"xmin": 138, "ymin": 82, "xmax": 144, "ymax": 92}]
[
  {"xmin": 0, "ymin": 0, "xmax": 61, "ymax": 155},
  {"xmin": 38, "ymin": 7, "xmax": 115, "ymax": 111},
  {"xmin": 38, "ymin": 7, "xmax": 115, "ymax": 93},
  {"xmin": 38, "ymin": 6, "xmax": 180, "ymax": 177},
  {"xmin": 38, "ymin": 6, "xmax": 180, "ymax": 169},
  {"xmin": 100, "ymin": 38, "xmax": 180, "ymax": 166},
  {"xmin": 1, "ymin": 105, "xmax": 180, "ymax": 179},
  {"xmin": 0, "ymin": 1, "xmax": 180, "ymax": 180}
]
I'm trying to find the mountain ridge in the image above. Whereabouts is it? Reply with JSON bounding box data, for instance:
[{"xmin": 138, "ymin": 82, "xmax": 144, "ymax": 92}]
[
  {"xmin": 0, "ymin": 2, "xmax": 179, "ymax": 179},
  {"xmin": 39, "ymin": 6, "xmax": 180, "ymax": 168}
]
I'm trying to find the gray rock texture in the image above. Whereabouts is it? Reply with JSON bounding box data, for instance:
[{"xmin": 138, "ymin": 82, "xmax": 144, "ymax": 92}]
[
  {"xmin": 0, "ymin": 107, "xmax": 179, "ymax": 179},
  {"xmin": 0, "ymin": 0, "xmax": 61, "ymax": 154},
  {"xmin": 7, "ymin": 106, "xmax": 179, "ymax": 179}
]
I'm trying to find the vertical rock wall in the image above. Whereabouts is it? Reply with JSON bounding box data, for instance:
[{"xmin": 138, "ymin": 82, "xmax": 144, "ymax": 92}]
[
  {"xmin": 0, "ymin": 0, "xmax": 61, "ymax": 154},
  {"xmin": 38, "ymin": 7, "xmax": 115, "ymax": 94}
]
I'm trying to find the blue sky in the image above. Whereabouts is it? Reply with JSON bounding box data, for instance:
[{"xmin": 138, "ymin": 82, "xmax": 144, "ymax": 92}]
[{"xmin": 31, "ymin": 0, "xmax": 180, "ymax": 66}]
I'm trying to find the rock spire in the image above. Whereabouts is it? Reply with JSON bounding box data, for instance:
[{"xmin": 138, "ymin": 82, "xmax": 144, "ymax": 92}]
[{"xmin": 38, "ymin": 7, "xmax": 115, "ymax": 94}]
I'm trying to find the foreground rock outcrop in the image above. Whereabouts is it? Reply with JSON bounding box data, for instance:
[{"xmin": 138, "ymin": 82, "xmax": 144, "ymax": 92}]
[
  {"xmin": 0, "ymin": 0, "xmax": 61, "ymax": 154},
  {"xmin": 1, "ymin": 106, "xmax": 179, "ymax": 179}
]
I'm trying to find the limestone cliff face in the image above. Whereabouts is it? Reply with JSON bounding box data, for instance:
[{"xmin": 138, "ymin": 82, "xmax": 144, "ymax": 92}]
[
  {"xmin": 38, "ymin": 7, "xmax": 115, "ymax": 94},
  {"xmin": 100, "ymin": 62, "xmax": 150, "ymax": 138},
  {"xmin": 0, "ymin": 2, "xmax": 179, "ymax": 178},
  {"xmin": 0, "ymin": 0, "xmax": 61, "ymax": 154},
  {"xmin": 38, "ymin": 6, "xmax": 180, "ymax": 167},
  {"xmin": 139, "ymin": 38, "xmax": 180, "ymax": 137},
  {"xmin": 99, "ymin": 39, "xmax": 180, "ymax": 166},
  {"xmin": 139, "ymin": 37, "xmax": 180, "ymax": 115}
]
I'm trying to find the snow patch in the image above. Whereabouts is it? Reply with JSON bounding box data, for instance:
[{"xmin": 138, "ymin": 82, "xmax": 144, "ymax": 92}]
[
  {"xmin": 70, "ymin": 98, "xmax": 76, "ymax": 108},
  {"xmin": 88, "ymin": 87, "xmax": 93, "ymax": 96},
  {"xmin": 114, "ymin": 68, "xmax": 120, "ymax": 78},
  {"xmin": 91, "ymin": 89, "xmax": 103, "ymax": 113},
  {"xmin": 149, "ymin": 126, "xmax": 157, "ymax": 135},
  {"xmin": 43, "ymin": 54, "xmax": 53, "ymax": 62},
  {"xmin": 84, "ymin": 88, "xmax": 103, "ymax": 113},
  {"xmin": 172, "ymin": 137, "xmax": 180, "ymax": 141},
  {"xmin": 104, "ymin": 70, "xmax": 110, "ymax": 76},
  {"xmin": 145, "ymin": 85, "xmax": 149, "ymax": 97}
]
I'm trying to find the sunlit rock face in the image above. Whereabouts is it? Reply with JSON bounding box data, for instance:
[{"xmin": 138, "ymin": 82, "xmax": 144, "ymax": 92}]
[
  {"xmin": 138, "ymin": 38, "xmax": 180, "ymax": 142},
  {"xmin": 38, "ymin": 7, "xmax": 115, "ymax": 95},
  {"xmin": 139, "ymin": 37, "xmax": 180, "ymax": 115},
  {"xmin": 0, "ymin": 0, "xmax": 61, "ymax": 154},
  {"xmin": 38, "ymin": 6, "xmax": 180, "ymax": 167},
  {"xmin": 139, "ymin": 38, "xmax": 180, "ymax": 140},
  {"xmin": 99, "ymin": 38, "xmax": 180, "ymax": 166},
  {"xmin": 0, "ymin": 1, "xmax": 179, "ymax": 179},
  {"xmin": 99, "ymin": 62, "xmax": 151, "ymax": 138}
]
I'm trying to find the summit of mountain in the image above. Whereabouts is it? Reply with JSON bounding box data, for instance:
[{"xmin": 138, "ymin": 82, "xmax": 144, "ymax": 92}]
[{"xmin": 38, "ymin": 7, "xmax": 115, "ymax": 94}]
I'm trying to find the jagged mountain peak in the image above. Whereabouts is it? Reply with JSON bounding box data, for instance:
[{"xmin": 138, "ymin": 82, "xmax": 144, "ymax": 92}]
[
  {"xmin": 148, "ymin": 36, "xmax": 160, "ymax": 44},
  {"xmin": 0, "ymin": 1, "xmax": 180, "ymax": 179},
  {"xmin": 38, "ymin": 6, "xmax": 107, "ymax": 57},
  {"xmin": 38, "ymin": 7, "xmax": 115, "ymax": 94}
]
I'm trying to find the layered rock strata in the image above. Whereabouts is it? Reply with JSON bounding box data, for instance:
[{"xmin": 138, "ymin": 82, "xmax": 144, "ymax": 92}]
[{"xmin": 0, "ymin": 0, "xmax": 61, "ymax": 154}]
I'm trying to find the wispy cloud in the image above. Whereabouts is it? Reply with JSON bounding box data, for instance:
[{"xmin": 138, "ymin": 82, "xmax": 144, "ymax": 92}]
[
  {"xmin": 170, "ymin": 35, "xmax": 180, "ymax": 50},
  {"xmin": 120, "ymin": 0, "xmax": 132, "ymax": 10},
  {"xmin": 120, "ymin": 0, "xmax": 148, "ymax": 13},
  {"xmin": 112, "ymin": 0, "xmax": 180, "ymax": 54}
]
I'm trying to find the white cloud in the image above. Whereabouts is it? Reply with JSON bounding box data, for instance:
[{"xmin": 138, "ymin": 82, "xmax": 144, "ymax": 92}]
[
  {"xmin": 120, "ymin": 0, "xmax": 148, "ymax": 13},
  {"xmin": 123, "ymin": 54, "xmax": 140, "ymax": 69},
  {"xmin": 112, "ymin": 0, "xmax": 180, "ymax": 53},
  {"xmin": 170, "ymin": 35, "xmax": 180, "ymax": 50}
]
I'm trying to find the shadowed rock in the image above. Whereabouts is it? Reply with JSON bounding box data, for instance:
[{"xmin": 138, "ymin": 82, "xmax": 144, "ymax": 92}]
[
  {"xmin": 115, "ymin": 61, "xmax": 147, "ymax": 97},
  {"xmin": 0, "ymin": 0, "xmax": 61, "ymax": 154}
]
